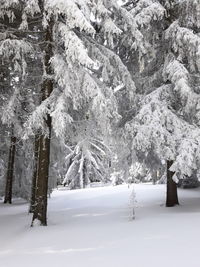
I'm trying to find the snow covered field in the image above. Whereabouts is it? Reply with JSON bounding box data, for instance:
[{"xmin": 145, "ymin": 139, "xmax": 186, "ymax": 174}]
[{"xmin": 1, "ymin": 184, "xmax": 200, "ymax": 267}]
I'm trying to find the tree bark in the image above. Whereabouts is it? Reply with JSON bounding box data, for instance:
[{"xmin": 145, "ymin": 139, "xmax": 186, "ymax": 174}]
[
  {"xmin": 152, "ymin": 170, "xmax": 157, "ymax": 185},
  {"xmin": 31, "ymin": 16, "xmax": 54, "ymax": 226},
  {"xmin": 29, "ymin": 135, "xmax": 40, "ymax": 213},
  {"xmin": 166, "ymin": 160, "xmax": 179, "ymax": 207},
  {"xmin": 4, "ymin": 136, "xmax": 16, "ymax": 204}
]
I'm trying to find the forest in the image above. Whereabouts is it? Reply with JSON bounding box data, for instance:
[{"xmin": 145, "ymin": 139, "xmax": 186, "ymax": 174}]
[{"xmin": 0, "ymin": 0, "xmax": 200, "ymax": 266}]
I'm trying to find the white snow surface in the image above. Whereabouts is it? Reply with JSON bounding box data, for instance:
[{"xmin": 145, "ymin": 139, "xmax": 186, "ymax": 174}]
[{"xmin": 1, "ymin": 184, "xmax": 200, "ymax": 267}]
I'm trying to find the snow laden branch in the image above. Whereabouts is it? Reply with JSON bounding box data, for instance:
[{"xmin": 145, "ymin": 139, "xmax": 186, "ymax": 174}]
[
  {"xmin": 51, "ymin": 93, "xmax": 73, "ymax": 138},
  {"xmin": 171, "ymin": 136, "xmax": 200, "ymax": 177},
  {"xmin": 0, "ymin": 0, "xmax": 20, "ymax": 21},
  {"xmin": 58, "ymin": 23, "xmax": 97, "ymax": 69},
  {"xmin": 183, "ymin": 0, "xmax": 200, "ymax": 29},
  {"xmin": 83, "ymin": 35, "xmax": 135, "ymax": 99},
  {"xmin": 165, "ymin": 21, "xmax": 200, "ymax": 72},
  {"xmin": 125, "ymin": 85, "xmax": 200, "ymax": 177},
  {"xmin": 1, "ymin": 87, "xmax": 21, "ymax": 127},
  {"xmin": 18, "ymin": 0, "xmax": 41, "ymax": 30},
  {"xmin": 22, "ymin": 89, "xmax": 60, "ymax": 138},
  {"xmin": 0, "ymin": 38, "xmax": 33, "ymax": 62},
  {"xmin": 50, "ymin": 54, "xmax": 73, "ymax": 98},
  {"xmin": 130, "ymin": 0, "xmax": 154, "ymax": 16},
  {"xmin": 51, "ymin": 53, "xmax": 118, "ymax": 135},
  {"xmin": 163, "ymin": 57, "xmax": 199, "ymax": 114},
  {"xmin": 131, "ymin": 2, "xmax": 166, "ymax": 28},
  {"xmin": 112, "ymin": 0, "xmax": 166, "ymax": 53},
  {"xmin": 45, "ymin": 0, "xmax": 95, "ymax": 33},
  {"xmin": 101, "ymin": 18, "xmax": 122, "ymax": 48}
]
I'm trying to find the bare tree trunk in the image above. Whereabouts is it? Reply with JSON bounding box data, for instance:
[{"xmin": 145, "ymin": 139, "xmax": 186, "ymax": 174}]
[
  {"xmin": 166, "ymin": 160, "xmax": 179, "ymax": 207},
  {"xmin": 32, "ymin": 132, "xmax": 52, "ymax": 225},
  {"xmin": 4, "ymin": 136, "xmax": 16, "ymax": 204},
  {"xmin": 29, "ymin": 135, "xmax": 40, "ymax": 213},
  {"xmin": 152, "ymin": 170, "xmax": 157, "ymax": 185},
  {"xmin": 82, "ymin": 160, "xmax": 88, "ymax": 188},
  {"xmin": 31, "ymin": 16, "xmax": 54, "ymax": 226}
]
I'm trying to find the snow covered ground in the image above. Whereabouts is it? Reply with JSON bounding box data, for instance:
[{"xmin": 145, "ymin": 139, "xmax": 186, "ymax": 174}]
[{"xmin": 1, "ymin": 184, "xmax": 200, "ymax": 267}]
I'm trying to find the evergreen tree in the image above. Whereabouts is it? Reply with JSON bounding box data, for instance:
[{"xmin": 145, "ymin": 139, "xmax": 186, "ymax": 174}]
[
  {"xmin": 123, "ymin": 0, "xmax": 200, "ymax": 206},
  {"xmin": 0, "ymin": 0, "xmax": 139, "ymax": 224}
]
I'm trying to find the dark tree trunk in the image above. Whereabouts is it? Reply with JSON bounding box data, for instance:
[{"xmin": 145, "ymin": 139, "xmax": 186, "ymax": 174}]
[
  {"xmin": 152, "ymin": 170, "xmax": 157, "ymax": 185},
  {"xmin": 4, "ymin": 136, "xmax": 16, "ymax": 204},
  {"xmin": 31, "ymin": 16, "xmax": 54, "ymax": 226},
  {"xmin": 166, "ymin": 160, "xmax": 179, "ymax": 207},
  {"xmin": 32, "ymin": 133, "xmax": 52, "ymax": 226},
  {"xmin": 29, "ymin": 135, "xmax": 40, "ymax": 213}
]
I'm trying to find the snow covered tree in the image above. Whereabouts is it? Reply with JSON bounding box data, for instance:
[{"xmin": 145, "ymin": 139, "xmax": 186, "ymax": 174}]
[
  {"xmin": 63, "ymin": 137, "xmax": 111, "ymax": 189},
  {"xmin": 123, "ymin": 0, "xmax": 200, "ymax": 206},
  {"xmin": 0, "ymin": 0, "xmax": 143, "ymax": 225},
  {"xmin": 0, "ymin": 1, "xmax": 38, "ymax": 203}
]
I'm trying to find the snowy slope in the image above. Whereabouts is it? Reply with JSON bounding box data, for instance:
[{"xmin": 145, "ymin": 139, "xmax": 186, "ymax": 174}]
[{"xmin": 1, "ymin": 184, "xmax": 200, "ymax": 267}]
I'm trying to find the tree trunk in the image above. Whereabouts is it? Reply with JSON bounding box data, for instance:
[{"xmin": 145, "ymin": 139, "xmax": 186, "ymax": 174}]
[
  {"xmin": 31, "ymin": 16, "xmax": 54, "ymax": 226},
  {"xmin": 152, "ymin": 170, "xmax": 157, "ymax": 185},
  {"xmin": 32, "ymin": 133, "xmax": 51, "ymax": 226},
  {"xmin": 29, "ymin": 135, "xmax": 40, "ymax": 213},
  {"xmin": 166, "ymin": 160, "xmax": 179, "ymax": 207},
  {"xmin": 4, "ymin": 136, "xmax": 16, "ymax": 204}
]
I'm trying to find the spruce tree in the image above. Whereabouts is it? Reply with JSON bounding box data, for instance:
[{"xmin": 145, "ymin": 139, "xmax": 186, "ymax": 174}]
[{"xmin": 123, "ymin": 0, "xmax": 200, "ymax": 206}]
